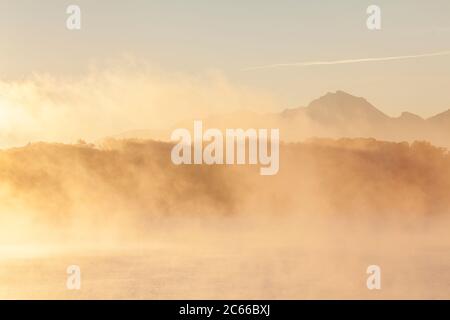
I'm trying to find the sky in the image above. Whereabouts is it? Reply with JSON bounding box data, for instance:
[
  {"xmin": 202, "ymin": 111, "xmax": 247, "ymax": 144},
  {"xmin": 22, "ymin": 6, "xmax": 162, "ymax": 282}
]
[{"xmin": 0, "ymin": 0, "xmax": 449, "ymax": 118}]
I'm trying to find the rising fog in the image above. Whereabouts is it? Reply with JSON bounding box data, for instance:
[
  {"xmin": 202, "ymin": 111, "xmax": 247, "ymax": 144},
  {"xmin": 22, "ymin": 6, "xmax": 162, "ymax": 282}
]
[
  {"xmin": 0, "ymin": 138, "xmax": 449, "ymax": 298},
  {"xmin": 0, "ymin": 61, "xmax": 279, "ymax": 149},
  {"xmin": 2, "ymin": 137, "xmax": 450, "ymax": 234}
]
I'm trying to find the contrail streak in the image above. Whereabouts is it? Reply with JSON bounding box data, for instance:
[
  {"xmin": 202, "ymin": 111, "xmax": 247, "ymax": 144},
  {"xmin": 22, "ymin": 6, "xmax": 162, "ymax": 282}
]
[{"xmin": 243, "ymin": 50, "xmax": 450, "ymax": 71}]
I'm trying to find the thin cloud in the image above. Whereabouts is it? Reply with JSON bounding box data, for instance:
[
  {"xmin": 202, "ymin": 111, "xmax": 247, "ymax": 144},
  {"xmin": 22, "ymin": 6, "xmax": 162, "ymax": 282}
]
[{"xmin": 243, "ymin": 50, "xmax": 450, "ymax": 71}]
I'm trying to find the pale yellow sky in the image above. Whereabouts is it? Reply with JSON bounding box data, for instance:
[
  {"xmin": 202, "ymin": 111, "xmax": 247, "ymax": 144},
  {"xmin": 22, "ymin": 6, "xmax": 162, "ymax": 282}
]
[{"xmin": 0, "ymin": 0, "xmax": 449, "ymax": 118}]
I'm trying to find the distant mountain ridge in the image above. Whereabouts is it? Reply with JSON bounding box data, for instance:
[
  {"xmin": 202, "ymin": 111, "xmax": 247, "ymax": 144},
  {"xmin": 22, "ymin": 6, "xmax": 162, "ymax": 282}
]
[
  {"xmin": 109, "ymin": 91, "xmax": 450, "ymax": 148},
  {"xmin": 283, "ymin": 91, "xmax": 389, "ymax": 123},
  {"xmin": 283, "ymin": 90, "xmax": 449, "ymax": 123},
  {"xmin": 276, "ymin": 91, "xmax": 450, "ymax": 147}
]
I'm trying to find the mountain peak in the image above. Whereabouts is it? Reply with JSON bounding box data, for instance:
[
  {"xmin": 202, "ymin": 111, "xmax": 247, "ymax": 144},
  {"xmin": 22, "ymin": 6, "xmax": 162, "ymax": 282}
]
[
  {"xmin": 311, "ymin": 91, "xmax": 373, "ymax": 108},
  {"xmin": 327, "ymin": 90, "xmax": 358, "ymax": 97},
  {"xmin": 323, "ymin": 90, "xmax": 365, "ymax": 99},
  {"xmin": 305, "ymin": 90, "xmax": 389, "ymax": 123}
]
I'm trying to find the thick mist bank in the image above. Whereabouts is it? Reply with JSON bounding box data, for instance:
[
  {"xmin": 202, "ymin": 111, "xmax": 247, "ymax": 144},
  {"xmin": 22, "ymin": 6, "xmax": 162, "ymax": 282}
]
[
  {"xmin": 1, "ymin": 138, "xmax": 450, "ymax": 299},
  {"xmin": 0, "ymin": 138, "xmax": 449, "ymax": 243}
]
